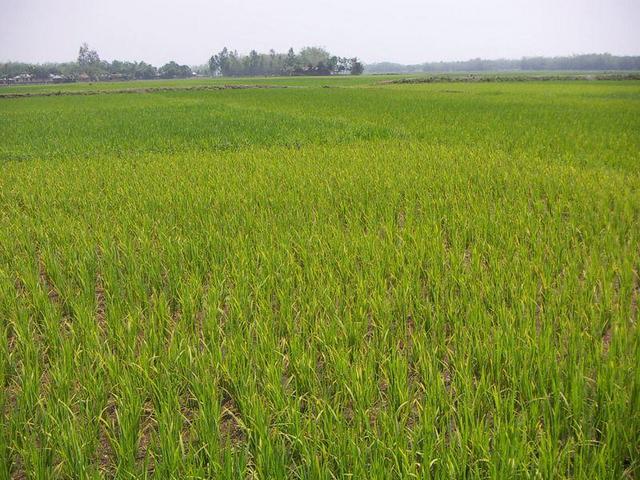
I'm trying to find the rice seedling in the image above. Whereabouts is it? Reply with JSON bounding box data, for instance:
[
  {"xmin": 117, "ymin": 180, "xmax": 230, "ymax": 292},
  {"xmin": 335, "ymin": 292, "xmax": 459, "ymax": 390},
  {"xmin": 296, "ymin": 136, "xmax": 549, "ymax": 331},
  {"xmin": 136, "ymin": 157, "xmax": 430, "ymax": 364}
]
[{"xmin": 1, "ymin": 76, "xmax": 639, "ymax": 478}]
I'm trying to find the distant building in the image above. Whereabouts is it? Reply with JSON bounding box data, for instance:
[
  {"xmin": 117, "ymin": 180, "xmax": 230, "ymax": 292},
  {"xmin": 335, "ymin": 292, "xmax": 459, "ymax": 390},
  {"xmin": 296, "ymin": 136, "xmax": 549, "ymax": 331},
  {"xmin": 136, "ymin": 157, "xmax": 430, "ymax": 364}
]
[{"xmin": 12, "ymin": 73, "xmax": 33, "ymax": 83}]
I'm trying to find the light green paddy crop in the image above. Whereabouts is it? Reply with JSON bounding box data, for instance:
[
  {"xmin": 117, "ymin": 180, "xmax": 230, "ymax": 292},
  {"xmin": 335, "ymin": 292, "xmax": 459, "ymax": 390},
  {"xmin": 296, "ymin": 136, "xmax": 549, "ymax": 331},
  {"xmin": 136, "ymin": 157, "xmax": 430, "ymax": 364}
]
[{"xmin": 1, "ymin": 76, "xmax": 639, "ymax": 479}]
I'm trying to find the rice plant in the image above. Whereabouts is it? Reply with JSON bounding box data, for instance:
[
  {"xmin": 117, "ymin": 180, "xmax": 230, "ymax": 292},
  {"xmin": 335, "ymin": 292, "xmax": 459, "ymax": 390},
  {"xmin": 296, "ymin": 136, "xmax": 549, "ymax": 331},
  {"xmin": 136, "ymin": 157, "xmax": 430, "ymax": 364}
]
[{"xmin": 1, "ymin": 76, "xmax": 639, "ymax": 479}]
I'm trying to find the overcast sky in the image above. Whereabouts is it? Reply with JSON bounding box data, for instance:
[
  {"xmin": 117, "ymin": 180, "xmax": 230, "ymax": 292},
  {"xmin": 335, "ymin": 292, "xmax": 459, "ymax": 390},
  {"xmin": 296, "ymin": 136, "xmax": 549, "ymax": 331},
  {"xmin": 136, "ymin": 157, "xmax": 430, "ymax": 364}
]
[{"xmin": 1, "ymin": 0, "xmax": 639, "ymax": 65}]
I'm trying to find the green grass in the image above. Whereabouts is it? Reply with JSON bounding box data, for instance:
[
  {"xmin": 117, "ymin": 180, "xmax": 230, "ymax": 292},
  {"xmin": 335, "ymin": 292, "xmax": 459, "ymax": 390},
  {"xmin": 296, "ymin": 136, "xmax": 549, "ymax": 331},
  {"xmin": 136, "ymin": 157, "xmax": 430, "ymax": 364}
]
[
  {"xmin": 2, "ymin": 71, "xmax": 638, "ymax": 96},
  {"xmin": 0, "ymin": 75, "xmax": 386, "ymax": 95},
  {"xmin": 1, "ymin": 77, "xmax": 639, "ymax": 479}
]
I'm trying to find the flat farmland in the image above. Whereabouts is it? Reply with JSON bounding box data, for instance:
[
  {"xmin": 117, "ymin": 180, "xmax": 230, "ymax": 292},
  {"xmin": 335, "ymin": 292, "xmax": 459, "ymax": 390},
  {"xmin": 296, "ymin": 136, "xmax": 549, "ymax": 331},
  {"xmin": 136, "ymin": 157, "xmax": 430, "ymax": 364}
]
[{"xmin": 1, "ymin": 77, "xmax": 639, "ymax": 478}]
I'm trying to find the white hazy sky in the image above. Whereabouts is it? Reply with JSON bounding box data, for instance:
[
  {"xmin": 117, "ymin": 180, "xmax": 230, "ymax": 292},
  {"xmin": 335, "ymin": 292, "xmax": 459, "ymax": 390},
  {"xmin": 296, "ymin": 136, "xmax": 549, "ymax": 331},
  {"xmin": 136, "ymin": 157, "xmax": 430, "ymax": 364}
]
[{"xmin": 1, "ymin": 0, "xmax": 639, "ymax": 65}]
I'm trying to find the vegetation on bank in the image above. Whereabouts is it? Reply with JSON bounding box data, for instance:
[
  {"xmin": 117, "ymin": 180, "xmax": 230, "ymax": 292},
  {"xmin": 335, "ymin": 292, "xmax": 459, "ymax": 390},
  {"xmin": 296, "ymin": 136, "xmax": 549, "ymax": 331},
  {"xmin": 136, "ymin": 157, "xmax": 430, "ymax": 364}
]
[
  {"xmin": 207, "ymin": 47, "xmax": 364, "ymax": 76},
  {"xmin": 381, "ymin": 72, "xmax": 640, "ymax": 83},
  {"xmin": 366, "ymin": 53, "xmax": 640, "ymax": 74},
  {"xmin": 0, "ymin": 44, "xmax": 364, "ymax": 84},
  {"xmin": 1, "ymin": 44, "xmax": 187, "ymax": 83},
  {"xmin": 3, "ymin": 46, "xmax": 639, "ymax": 84}
]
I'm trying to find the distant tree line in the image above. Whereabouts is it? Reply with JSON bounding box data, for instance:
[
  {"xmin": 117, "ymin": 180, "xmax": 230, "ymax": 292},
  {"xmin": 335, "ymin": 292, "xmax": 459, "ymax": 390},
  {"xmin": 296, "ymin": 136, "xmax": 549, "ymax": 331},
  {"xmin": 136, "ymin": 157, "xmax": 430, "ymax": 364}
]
[
  {"xmin": 0, "ymin": 43, "xmax": 194, "ymax": 83},
  {"xmin": 6, "ymin": 47, "xmax": 634, "ymax": 83},
  {"xmin": 366, "ymin": 54, "xmax": 640, "ymax": 74},
  {"xmin": 208, "ymin": 47, "xmax": 363, "ymax": 76},
  {"xmin": 1, "ymin": 44, "xmax": 363, "ymax": 84},
  {"xmin": 519, "ymin": 54, "xmax": 640, "ymax": 71}
]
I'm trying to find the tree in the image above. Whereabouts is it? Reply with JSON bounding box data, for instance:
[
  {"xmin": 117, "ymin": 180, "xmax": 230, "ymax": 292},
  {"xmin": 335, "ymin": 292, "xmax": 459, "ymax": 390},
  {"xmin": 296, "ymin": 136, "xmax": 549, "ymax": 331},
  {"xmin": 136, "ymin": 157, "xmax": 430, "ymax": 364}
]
[
  {"xmin": 77, "ymin": 43, "xmax": 103, "ymax": 79},
  {"xmin": 327, "ymin": 56, "xmax": 339, "ymax": 74},
  {"xmin": 350, "ymin": 58, "xmax": 364, "ymax": 75},
  {"xmin": 208, "ymin": 55, "xmax": 220, "ymax": 76},
  {"xmin": 215, "ymin": 47, "xmax": 232, "ymax": 76},
  {"xmin": 248, "ymin": 50, "xmax": 260, "ymax": 75},
  {"xmin": 204, "ymin": 47, "xmax": 367, "ymax": 78},
  {"xmin": 134, "ymin": 62, "xmax": 158, "ymax": 79},
  {"xmin": 298, "ymin": 47, "xmax": 331, "ymax": 72},
  {"xmin": 284, "ymin": 48, "xmax": 297, "ymax": 75},
  {"xmin": 78, "ymin": 43, "xmax": 100, "ymax": 66},
  {"xmin": 159, "ymin": 61, "xmax": 192, "ymax": 78},
  {"xmin": 26, "ymin": 64, "xmax": 51, "ymax": 80}
]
